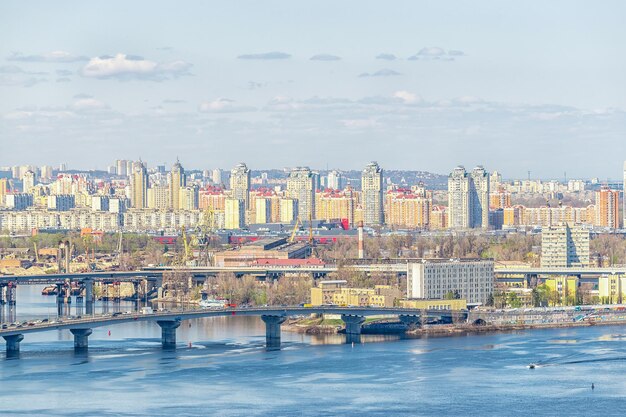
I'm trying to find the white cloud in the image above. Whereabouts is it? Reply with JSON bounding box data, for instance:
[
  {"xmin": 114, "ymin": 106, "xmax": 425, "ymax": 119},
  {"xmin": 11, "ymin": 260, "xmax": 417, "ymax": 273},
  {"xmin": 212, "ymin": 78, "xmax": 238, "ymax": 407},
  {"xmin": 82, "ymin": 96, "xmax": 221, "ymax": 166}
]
[
  {"xmin": 342, "ymin": 119, "xmax": 380, "ymax": 128},
  {"xmin": 198, "ymin": 98, "xmax": 255, "ymax": 113},
  {"xmin": 8, "ymin": 51, "xmax": 88, "ymax": 63},
  {"xmin": 237, "ymin": 52, "xmax": 291, "ymax": 60},
  {"xmin": 310, "ymin": 54, "xmax": 341, "ymax": 61},
  {"xmin": 375, "ymin": 53, "xmax": 397, "ymax": 61},
  {"xmin": 73, "ymin": 98, "xmax": 108, "ymax": 110},
  {"xmin": 81, "ymin": 53, "xmax": 191, "ymax": 80},
  {"xmin": 394, "ymin": 91, "xmax": 420, "ymax": 104},
  {"xmin": 359, "ymin": 68, "xmax": 402, "ymax": 77},
  {"xmin": 408, "ymin": 47, "xmax": 464, "ymax": 61}
]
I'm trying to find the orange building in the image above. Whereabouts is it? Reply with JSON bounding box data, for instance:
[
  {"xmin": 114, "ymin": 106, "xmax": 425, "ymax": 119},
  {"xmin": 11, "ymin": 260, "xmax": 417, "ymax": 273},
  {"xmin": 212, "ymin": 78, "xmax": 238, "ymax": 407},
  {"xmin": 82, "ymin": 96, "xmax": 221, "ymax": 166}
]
[{"xmin": 595, "ymin": 186, "xmax": 620, "ymax": 228}]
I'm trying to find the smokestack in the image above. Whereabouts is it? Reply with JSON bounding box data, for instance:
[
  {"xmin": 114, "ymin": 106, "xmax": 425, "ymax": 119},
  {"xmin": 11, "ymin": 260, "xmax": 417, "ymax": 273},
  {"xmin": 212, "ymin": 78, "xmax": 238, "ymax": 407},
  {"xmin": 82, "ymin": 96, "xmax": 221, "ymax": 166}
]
[{"xmin": 357, "ymin": 221, "xmax": 365, "ymax": 259}]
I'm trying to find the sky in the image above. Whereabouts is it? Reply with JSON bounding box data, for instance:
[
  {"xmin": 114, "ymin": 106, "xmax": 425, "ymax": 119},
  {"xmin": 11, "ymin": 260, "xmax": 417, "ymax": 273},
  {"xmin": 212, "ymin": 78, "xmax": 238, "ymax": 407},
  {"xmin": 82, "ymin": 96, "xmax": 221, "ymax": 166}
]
[{"xmin": 1, "ymin": 0, "xmax": 625, "ymax": 179}]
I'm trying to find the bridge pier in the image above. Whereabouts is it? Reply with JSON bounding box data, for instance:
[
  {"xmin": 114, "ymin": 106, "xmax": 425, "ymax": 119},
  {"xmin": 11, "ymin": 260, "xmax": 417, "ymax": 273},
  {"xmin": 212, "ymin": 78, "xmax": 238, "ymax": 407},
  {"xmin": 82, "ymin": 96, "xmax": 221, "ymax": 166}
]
[
  {"xmin": 3, "ymin": 334, "xmax": 24, "ymax": 356},
  {"xmin": 70, "ymin": 328, "xmax": 92, "ymax": 351},
  {"xmin": 261, "ymin": 315, "xmax": 287, "ymax": 350},
  {"xmin": 341, "ymin": 314, "xmax": 365, "ymax": 344},
  {"xmin": 84, "ymin": 280, "xmax": 94, "ymax": 315},
  {"xmin": 6, "ymin": 283, "xmax": 16, "ymax": 306},
  {"xmin": 157, "ymin": 320, "xmax": 181, "ymax": 349},
  {"xmin": 399, "ymin": 315, "xmax": 421, "ymax": 328}
]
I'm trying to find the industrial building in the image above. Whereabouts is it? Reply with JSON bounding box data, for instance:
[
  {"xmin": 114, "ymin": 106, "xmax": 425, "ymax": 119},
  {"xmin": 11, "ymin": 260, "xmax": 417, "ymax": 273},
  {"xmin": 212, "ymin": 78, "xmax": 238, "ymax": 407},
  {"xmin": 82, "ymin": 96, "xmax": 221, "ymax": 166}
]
[{"xmin": 213, "ymin": 237, "xmax": 311, "ymax": 267}]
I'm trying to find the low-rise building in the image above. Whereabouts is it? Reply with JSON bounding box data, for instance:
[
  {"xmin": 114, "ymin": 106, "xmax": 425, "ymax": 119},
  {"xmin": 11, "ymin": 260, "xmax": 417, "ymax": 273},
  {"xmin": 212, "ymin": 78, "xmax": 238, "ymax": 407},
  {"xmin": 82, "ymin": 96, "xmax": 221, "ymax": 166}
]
[
  {"xmin": 398, "ymin": 298, "xmax": 467, "ymax": 310},
  {"xmin": 310, "ymin": 280, "xmax": 402, "ymax": 307}
]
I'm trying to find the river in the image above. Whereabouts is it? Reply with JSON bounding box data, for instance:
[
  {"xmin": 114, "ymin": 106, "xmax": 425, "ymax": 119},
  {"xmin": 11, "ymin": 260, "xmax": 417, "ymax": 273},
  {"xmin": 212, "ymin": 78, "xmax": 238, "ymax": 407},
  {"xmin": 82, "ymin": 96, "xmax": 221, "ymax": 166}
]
[{"xmin": 1, "ymin": 286, "xmax": 625, "ymax": 416}]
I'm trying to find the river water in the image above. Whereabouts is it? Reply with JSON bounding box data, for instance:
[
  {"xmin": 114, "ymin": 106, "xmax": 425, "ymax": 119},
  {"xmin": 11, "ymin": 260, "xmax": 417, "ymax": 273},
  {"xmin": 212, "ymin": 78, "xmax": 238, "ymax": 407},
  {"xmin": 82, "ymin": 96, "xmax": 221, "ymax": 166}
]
[{"xmin": 2, "ymin": 286, "xmax": 626, "ymax": 416}]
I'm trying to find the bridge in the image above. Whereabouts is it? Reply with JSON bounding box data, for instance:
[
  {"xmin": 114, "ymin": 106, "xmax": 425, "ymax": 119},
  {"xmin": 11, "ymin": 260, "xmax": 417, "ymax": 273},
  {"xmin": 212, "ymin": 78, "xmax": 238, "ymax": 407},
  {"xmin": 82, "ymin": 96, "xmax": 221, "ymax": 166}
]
[{"xmin": 0, "ymin": 306, "xmax": 464, "ymax": 356}]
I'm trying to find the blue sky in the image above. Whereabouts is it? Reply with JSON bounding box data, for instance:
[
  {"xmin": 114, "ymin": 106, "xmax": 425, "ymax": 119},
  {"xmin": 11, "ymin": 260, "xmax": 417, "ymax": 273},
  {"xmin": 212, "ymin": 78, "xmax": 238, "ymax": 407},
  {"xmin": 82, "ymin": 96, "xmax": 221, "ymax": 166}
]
[{"xmin": 1, "ymin": 1, "xmax": 625, "ymax": 179}]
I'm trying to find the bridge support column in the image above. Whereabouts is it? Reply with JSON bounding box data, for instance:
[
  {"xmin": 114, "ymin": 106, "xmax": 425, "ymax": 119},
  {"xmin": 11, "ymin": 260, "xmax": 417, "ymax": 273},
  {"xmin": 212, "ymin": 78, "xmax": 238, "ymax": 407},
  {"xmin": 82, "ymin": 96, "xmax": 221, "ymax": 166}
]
[
  {"xmin": 399, "ymin": 315, "xmax": 421, "ymax": 329},
  {"xmin": 0, "ymin": 284, "xmax": 5, "ymax": 305},
  {"xmin": 6, "ymin": 283, "xmax": 16, "ymax": 306},
  {"xmin": 261, "ymin": 315, "xmax": 286, "ymax": 350},
  {"xmin": 3, "ymin": 334, "xmax": 24, "ymax": 356},
  {"xmin": 70, "ymin": 328, "xmax": 92, "ymax": 351},
  {"xmin": 157, "ymin": 320, "xmax": 181, "ymax": 349},
  {"xmin": 341, "ymin": 314, "xmax": 365, "ymax": 344},
  {"xmin": 84, "ymin": 280, "xmax": 94, "ymax": 315}
]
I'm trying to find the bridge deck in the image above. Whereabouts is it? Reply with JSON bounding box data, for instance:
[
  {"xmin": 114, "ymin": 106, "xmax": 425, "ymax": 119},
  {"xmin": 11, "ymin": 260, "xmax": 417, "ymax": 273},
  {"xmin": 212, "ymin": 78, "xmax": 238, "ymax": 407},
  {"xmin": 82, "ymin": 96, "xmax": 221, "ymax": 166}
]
[{"xmin": 0, "ymin": 306, "xmax": 464, "ymax": 337}]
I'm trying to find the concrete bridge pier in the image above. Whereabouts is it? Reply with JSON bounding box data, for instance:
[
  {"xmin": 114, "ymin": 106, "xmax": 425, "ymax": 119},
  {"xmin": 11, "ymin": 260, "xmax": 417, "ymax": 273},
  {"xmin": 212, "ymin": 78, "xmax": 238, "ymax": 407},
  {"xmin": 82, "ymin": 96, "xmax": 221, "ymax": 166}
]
[
  {"xmin": 84, "ymin": 280, "xmax": 94, "ymax": 315},
  {"xmin": 261, "ymin": 315, "xmax": 287, "ymax": 350},
  {"xmin": 70, "ymin": 328, "xmax": 92, "ymax": 351},
  {"xmin": 0, "ymin": 284, "xmax": 5, "ymax": 305},
  {"xmin": 157, "ymin": 320, "xmax": 181, "ymax": 349},
  {"xmin": 341, "ymin": 314, "xmax": 365, "ymax": 344},
  {"xmin": 6, "ymin": 283, "xmax": 16, "ymax": 306},
  {"xmin": 399, "ymin": 315, "xmax": 421, "ymax": 328},
  {"xmin": 3, "ymin": 334, "xmax": 24, "ymax": 356}
]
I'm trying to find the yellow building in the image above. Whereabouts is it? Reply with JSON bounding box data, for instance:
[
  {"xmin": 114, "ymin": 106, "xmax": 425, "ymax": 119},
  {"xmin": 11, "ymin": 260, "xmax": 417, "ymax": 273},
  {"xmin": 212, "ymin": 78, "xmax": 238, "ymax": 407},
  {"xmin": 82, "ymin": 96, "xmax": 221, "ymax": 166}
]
[
  {"xmin": 310, "ymin": 281, "xmax": 402, "ymax": 308},
  {"xmin": 399, "ymin": 299, "xmax": 467, "ymax": 310},
  {"xmin": 598, "ymin": 275, "xmax": 626, "ymax": 304},
  {"xmin": 385, "ymin": 190, "xmax": 431, "ymax": 229},
  {"xmin": 280, "ymin": 198, "xmax": 298, "ymax": 223},
  {"xmin": 316, "ymin": 189, "xmax": 356, "ymax": 226},
  {"xmin": 544, "ymin": 276, "xmax": 579, "ymax": 305},
  {"xmin": 0, "ymin": 178, "xmax": 7, "ymax": 206},
  {"xmin": 224, "ymin": 198, "xmax": 245, "ymax": 229}
]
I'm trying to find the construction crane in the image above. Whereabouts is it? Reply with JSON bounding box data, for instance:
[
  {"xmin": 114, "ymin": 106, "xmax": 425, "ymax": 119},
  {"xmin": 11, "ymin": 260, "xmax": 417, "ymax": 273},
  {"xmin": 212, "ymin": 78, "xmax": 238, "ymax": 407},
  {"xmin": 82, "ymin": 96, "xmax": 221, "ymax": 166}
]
[
  {"xmin": 289, "ymin": 217, "xmax": 302, "ymax": 243},
  {"xmin": 33, "ymin": 241, "xmax": 40, "ymax": 263},
  {"xmin": 289, "ymin": 212, "xmax": 314, "ymax": 245}
]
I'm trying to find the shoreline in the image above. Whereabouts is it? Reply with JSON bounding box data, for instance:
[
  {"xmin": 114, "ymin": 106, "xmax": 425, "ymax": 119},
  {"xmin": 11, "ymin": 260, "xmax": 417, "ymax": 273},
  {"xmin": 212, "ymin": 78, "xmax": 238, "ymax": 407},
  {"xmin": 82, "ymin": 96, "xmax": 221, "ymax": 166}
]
[{"xmin": 283, "ymin": 318, "xmax": 626, "ymax": 337}]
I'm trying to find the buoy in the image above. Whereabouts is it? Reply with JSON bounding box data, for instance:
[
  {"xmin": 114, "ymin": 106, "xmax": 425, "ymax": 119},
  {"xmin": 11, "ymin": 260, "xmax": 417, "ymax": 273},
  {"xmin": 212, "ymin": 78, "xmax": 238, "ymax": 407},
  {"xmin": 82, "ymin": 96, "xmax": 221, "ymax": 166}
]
[
  {"xmin": 592, "ymin": 383, "xmax": 595, "ymax": 390},
  {"xmin": 188, "ymin": 342, "xmax": 192, "ymax": 348},
  {"xmin": 108, "ymin": 330, "xmax": 111, "ymax": 336}
]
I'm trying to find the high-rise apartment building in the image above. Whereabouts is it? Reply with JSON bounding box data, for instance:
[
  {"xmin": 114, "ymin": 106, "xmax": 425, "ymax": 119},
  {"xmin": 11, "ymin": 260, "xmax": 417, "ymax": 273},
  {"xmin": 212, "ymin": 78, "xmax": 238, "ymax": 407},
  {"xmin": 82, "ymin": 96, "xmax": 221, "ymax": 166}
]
[
  {"xmin": 40, "ymin": 165, "xmax": 53, "ymax": 180},
  {"xmin": 255, "ymin": 197, "xmax": 272, "ymax": 224},
  {"xmin": 595, "ymin": 186, "xmax": 619, "ymax": 228},
  {"xmin": 179, "ymin": 185, "xmax": 199, "ymax": 210},
  {"xmin": 130, "ymin": 161, "xmax": 148, "ymax": 208},
  {"xmin": 224, "ymin": 198, "xmax": 245, "ymax": 229},
  {"xmin": 212, "ymin": 168, "xmax": 222, "ymax": 185},
  {"xmin": 48, "ymin": 195, "xmax": 75, "ymax": 211},
  {"xmin": 326, "ymin": 170, "xmax": 343, "ymax": 190},
  {"xmin": 0, "ymin": 178, "xmax": 7, "ymax": 206},
  {"xmin": 230, "ymin": 163, "xmax": 251, "ymax": 209},
  {"xmin": 280, "ymin": 198, "xmax": 298, "ymax": 223},
  {"xmin": 22, "ymin": 170, "xmax": 36, "ymax": 194},
  {"xmin": 169, "ymin": 160, "xmax": 186, "ymax": 210},
  {"xmin": 116, "ymin": 160, "xmax": 128, "ymax": 177},
  {"xmin": 147, "ymin": 185, "xmax": 170, "ymax": 209},
  {"xmin": 361, "ymin": 161, "xmax": 384, "ymax": 226},
  {"xmin": 541, "ymin": 223, "xmax": 590, "ymax": 268},
  {"xmin": 470, "ymin": 166, "xmax": 489, "ymax": 229},
  {"xmin": 287, "ymin": 167, "xmax": 315, "ymax": 221},
  {"xmin": 447, "ymin": 166, "xmax": 490, "ymax": 229}
]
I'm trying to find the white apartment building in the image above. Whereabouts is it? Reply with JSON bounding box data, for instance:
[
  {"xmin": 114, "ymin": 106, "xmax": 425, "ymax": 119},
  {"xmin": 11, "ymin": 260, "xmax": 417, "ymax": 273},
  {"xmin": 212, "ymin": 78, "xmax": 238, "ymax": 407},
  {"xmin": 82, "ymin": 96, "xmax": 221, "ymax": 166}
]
[
  {"xmin": 407, "ymin": 259, "xmax": 494, "ymax": 305},
  {"xmin": 541, "ymin": 223, "xmax": 590, "ymax": 268}
]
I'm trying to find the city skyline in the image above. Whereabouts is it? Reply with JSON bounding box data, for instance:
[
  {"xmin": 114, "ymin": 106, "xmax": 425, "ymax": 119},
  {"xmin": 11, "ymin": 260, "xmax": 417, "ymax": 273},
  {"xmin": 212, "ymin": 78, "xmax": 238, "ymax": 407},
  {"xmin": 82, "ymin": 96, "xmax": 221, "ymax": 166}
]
[{"xmin": 1, "ymin": 1, "xmax": 625, "ymax": 177}]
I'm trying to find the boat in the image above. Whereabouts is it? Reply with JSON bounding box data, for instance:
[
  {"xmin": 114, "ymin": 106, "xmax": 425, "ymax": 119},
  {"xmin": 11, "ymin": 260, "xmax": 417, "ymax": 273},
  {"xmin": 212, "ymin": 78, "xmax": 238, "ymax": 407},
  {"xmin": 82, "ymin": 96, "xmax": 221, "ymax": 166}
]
[
  {"xmin": 528, "ymin": 363, "xmax": 536, "ymax": 369},
  {"xmin": 199, "ymin": 299, "xmax": 226, "ymax": 309}
]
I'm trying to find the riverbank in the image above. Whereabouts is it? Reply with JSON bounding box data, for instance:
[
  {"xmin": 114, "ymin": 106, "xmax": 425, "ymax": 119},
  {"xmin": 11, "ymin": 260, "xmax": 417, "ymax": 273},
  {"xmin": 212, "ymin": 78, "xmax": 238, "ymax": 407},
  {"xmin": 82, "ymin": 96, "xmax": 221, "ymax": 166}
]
[{"xmin": 284, "ymin": 317, "xmax": 626, "ymax": 337}]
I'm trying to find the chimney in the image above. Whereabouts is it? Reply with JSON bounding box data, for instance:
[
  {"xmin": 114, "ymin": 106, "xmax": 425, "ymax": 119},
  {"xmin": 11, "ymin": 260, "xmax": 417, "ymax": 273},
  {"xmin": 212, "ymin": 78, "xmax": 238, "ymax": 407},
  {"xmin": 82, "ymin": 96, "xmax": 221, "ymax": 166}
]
[{"xmin": 357, "ymin": 221, "xmax": 365, "ymax": 259}]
